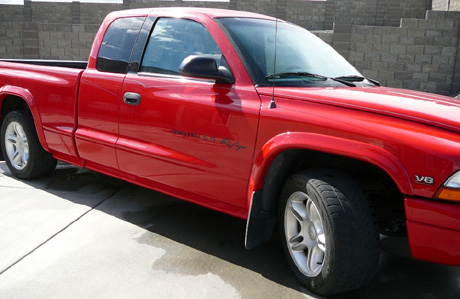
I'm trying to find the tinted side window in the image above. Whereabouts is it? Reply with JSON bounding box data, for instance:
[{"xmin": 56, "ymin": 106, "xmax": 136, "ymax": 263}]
[
  {"xmin": 140, "ymin": 18, "xmax": 222, "ymax": 75},
  {"xmin": 97, "ymin": 17, "xmax": 145, "ymax": 73}
]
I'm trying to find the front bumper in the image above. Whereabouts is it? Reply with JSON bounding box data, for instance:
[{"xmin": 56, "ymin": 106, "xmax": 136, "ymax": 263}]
[{"xmin": 405, "ymin": 197, "xmax": 460, "ymax": 266}]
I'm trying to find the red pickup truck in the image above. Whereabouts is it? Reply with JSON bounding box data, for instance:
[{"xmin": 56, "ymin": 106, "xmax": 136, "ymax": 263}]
[{"xmin": 1, "ymin": 7, "xmax": 459, "ymax": 295}]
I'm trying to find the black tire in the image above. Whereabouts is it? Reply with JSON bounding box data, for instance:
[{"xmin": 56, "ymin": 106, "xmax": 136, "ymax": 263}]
[
  {"xmin": 1, "ymin": 110, "xmax": 57, "ymax": 179},
  {"xmin": 279, "ymin": 169, "xmax": 379, "ymax": 296}
]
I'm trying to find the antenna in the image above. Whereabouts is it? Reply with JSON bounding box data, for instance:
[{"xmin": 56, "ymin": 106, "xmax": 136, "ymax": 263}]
[{"xmin": 269, "ymin": 0, "xmax": 279, "ymax": 109}]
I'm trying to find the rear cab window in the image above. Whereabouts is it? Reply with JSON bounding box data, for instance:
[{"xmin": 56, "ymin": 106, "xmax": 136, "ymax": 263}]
[{"xmin": 97, "ymin": 17, "xmax": 145, "ymax": 74}]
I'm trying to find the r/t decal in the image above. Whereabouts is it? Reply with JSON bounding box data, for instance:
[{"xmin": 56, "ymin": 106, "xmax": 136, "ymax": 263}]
[{"xmin": 220, "ymin": 138, "xmax": 246, "ymax": 151}]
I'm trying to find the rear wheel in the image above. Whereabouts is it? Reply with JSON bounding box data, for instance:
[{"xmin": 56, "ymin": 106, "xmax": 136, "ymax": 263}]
[
  {"xmin": 1, "ymin": 110, "xmax": 56, "ymax": 179},
  {"xmin": 279, "ymin": 169, "xmax": 379, "ymax": 296}
]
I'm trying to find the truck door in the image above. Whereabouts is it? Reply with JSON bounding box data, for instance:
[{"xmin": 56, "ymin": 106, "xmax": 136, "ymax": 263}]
[
  {"xmin": 117, "ymin": 17, "xmax": 260, "ymax": 210},
  {"xmin": 76, "ymin": 17, "xmax": 145, "ymax": 170}
]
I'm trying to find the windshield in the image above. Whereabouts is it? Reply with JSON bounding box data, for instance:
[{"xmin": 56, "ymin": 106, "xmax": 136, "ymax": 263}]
[{"xmin": 217, "ymin": 17, "xmax": 364, "ymax": 87}]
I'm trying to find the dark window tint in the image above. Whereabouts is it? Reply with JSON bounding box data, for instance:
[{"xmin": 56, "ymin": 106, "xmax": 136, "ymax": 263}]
[
  {"xmin": 97, "ymin": 17, "xmax": 145, "ymax": 73},
  {"xmin": 140, "ymin": 18, "xmax": 222, "ymax": 75}
]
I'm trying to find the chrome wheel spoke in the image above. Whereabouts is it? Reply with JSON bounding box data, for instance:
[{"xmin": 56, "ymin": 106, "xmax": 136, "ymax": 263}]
[
  {"xmin": 12, "ymin": 151, "xmax": 22, "ymax": 165},
  {"xmin": 307, "ymin": 199, "xmax": 322, "ymax": 229},
  {"xmin": 306, "ymin": 247, "xmax": 313, "ymax": 271},
  {"xmin": 290, "ymin": 201, "xmax": 308, "ymax": 223},
  {"xmin": 289, "ymin": 233, "xmax": 303, "ymax": 244},
  {"xmin": 7, "ymin": 133, "xmax": 17, "ymax": 144},
  {"xmin": 23, "ymin": 150, "xmax": 29, "ymax": 164},
  {"xmin": 309, "ymin": 245, "xmax": 324, "ymax": 271},
  {"xmin": 292, "ymin": 242, "xmax": 308, "ymax": 252},
  {"xmin": 16, "ymin": 124, "xmax": 26, "ymax": 140},
  {"xmin": 317, "ymin": 233, "xmax": 326, "ymax": 252},
  {"xmin": 289, "ymin": 233, "xmax": 307, "ymax": 252}
]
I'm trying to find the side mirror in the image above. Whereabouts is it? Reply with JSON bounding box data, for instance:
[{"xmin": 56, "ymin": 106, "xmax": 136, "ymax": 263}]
[{"xmin": 179, "ymin": 55, "xmax": 234, "ymax": 84}]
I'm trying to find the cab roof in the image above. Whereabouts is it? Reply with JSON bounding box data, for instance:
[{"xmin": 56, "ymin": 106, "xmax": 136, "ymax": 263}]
[{"xmin": 107, "ymin": 7, "xmax": 276, "ymax": 20}]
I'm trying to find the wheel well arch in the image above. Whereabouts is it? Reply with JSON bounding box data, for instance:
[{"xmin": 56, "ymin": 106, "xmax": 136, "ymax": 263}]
[
  {"xmin": 259, "ymin": 148, "xmax": 404, "ymax": 209},
  {"xmin": 1, "ymin": 95, "xmax": 31, "ymax": 161},
  {"xmin": 1, "ymin": 95, "xmax": 30, "ymax": 119},
  {"xmin": 245, "ymin": 147, "xmax": 406, "ymax": 249},
  {"xmin": 0, "ymin": 93, "xmax": 49, "ymax": 160}
]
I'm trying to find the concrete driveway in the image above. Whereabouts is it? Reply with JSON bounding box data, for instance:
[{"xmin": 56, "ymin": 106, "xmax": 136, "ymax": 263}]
[{"xmin": 1, "ymin": 161, "xmax": 459, "ymax": 299}]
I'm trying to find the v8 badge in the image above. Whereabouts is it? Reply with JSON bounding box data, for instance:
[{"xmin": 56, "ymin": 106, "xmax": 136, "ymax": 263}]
[{"xmin": 415, "ymin": 175, "xmax": 434, "ymax": 185}]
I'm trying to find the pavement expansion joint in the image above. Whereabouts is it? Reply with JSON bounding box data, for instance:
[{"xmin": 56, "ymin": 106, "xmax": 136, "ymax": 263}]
[{"xmin": 0, "ymin": 187, "xmax": 123, "ymax": 276}]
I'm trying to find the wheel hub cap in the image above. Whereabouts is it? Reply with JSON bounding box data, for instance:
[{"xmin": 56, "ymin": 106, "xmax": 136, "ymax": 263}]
[
  {"xmin": 285, "ymin": 191, "xmax": 326, "ymax": 277},
  {"xmin": 5, "ymin": 121, "xmax": 29, "ymax": 170}
]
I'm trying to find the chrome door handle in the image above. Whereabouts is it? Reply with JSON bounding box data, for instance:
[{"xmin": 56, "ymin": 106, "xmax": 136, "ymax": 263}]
[{"xmin": 123, "ymin": 92, "xmax": 141, "ymax": 105}]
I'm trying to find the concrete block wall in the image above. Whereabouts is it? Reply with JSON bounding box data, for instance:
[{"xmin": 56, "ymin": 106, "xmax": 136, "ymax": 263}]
[
  {"xmin": 285, "ymin": 1, "xmax": 326, "ymax": 30},
  {"xmin": 332, "ymin": 0, "xmax": 381, "ymax": 26},
  {"xmin": 324, "ymin": 0, "xmax": 431, "ymax": 28},
  {"xmin": 382, "ymin": 0, "xmax": 433, "ymax": 26},
  {"xmin": 345, "ymin": 11, "xmax": 460, "ymax": 95},
  {"xmin": 433, "ymin": 0, "xmax": 460, "ymax": 11},
  {"xmin": 2, "ymin": 0, "xmax": 460, "ymax": 95},
  {"xmin": 453, "ymin": 0, "xmax": 460, "ymax": 11},
  {"xmin": 75, "ymin": 3, "xmax": 121, "ymax": 25},
  {"xmin": 234, "ymin": 0, "xmax": 278, "ymax": 18},
  {"xmin": 0, "ymin": 22, "xmax": 24, "ymax": 59},
  {"xmin": 233, "ymin": 0, "xmax": 431, "ymax": 29},
  {"xmin": 0, "ymin": 21, "xmax": 97, "ymax": 60},
  {"xmin": 30, "ymin": 3, "xmax": 73, "ymax": 24},
  {"xmin": 0, "ymin": 0, "xmax": 434, "ymax": 31},
  {"xmin": 38, "ymin": 23, "xmax": 99, "ymax": 60},
  {"xmin": 1, "ymin": 4, "xmax": 24, "ymax": 22}
]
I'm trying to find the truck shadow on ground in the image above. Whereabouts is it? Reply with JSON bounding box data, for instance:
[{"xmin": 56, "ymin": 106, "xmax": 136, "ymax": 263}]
[{"xmin": 3, "ymin": 162, "xmax": 460, "ymax": 299}]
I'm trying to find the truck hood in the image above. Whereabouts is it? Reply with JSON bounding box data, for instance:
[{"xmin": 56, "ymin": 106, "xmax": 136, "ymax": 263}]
[{"xmin": 260, "ymin": 87, "xmax": 460, "ymax": 133}]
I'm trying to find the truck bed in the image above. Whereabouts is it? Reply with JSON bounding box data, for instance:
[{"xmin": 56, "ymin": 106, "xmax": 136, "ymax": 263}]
[{"xmin": 0, "ymin": 60, "xmax": 85, "ymax": 163}]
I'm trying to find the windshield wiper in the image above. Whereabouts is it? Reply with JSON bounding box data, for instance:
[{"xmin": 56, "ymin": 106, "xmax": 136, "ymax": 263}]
[
  {"xmin": 266, "ymin": 72, "xmax": 327, "ymax": 80},
  {"xmin": 330, "ymin": 77, "xmax": 356, "ymax": 87},
  {"xmin": 266, "ymin": 72, "xmax": 357, "ymax": 87},
  {"xmin": 335, "ymin": 75, "xmax": 380, "ymax": 86},
  {"xmin": 334, "ymin": 75, "xmax": 365, "ymax": 82}
]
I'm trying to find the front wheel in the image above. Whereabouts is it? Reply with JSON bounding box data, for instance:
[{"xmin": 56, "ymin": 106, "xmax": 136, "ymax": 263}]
[
  {"xmin": 279, "ymin": 169, "xmax": 380, "ymax": 296},
  {"xmin": 1, "ymin": 110, "xmax": 57, "ymax": 179}
]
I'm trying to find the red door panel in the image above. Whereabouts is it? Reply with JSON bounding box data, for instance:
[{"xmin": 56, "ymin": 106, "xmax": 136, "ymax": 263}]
[
  {"xmin": 117, "ymin": 75, "xmax": 260, "ymax": 208},
  {"xmin": 75, "ymin": 70, "xmax": 123, "ymax": 169}
]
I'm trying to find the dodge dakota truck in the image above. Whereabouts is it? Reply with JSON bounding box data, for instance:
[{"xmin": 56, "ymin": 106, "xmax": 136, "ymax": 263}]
[{"xmin": 1, "ymin": 7, "xmax": 459, "ymax": 296}]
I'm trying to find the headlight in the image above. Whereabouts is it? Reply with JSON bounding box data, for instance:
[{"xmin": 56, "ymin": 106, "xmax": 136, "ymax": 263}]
[{"xmin": 435, "ymin": 171, "xmax": 460, "ymax": 202}]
